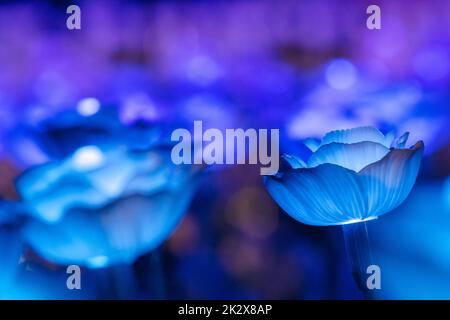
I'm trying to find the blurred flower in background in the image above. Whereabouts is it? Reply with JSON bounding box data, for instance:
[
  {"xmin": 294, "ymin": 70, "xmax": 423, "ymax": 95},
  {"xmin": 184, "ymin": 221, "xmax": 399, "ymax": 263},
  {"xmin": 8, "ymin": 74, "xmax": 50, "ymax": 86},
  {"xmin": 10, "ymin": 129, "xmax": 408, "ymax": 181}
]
[{"xmin": 17, "ymin": 143, "xmax": 201, "ymax": 268}]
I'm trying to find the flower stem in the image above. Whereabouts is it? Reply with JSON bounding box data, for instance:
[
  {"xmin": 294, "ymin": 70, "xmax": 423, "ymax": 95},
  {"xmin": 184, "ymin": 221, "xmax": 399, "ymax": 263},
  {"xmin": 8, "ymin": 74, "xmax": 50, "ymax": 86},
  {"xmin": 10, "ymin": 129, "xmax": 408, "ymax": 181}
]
[
  {"xmin": 342, "ymin": 220, "xmax": 379, "ymax": 299},
  {"xmin": 112, "ymin": 263, "xmax": 137, "ymax": 299},
  {"xmin": 0, "ymin": 228, "xmax": 22, "ymax": 299},
  {"xmin": 147, "ymin": 249, "xmax": 167, "ymax": 299}
]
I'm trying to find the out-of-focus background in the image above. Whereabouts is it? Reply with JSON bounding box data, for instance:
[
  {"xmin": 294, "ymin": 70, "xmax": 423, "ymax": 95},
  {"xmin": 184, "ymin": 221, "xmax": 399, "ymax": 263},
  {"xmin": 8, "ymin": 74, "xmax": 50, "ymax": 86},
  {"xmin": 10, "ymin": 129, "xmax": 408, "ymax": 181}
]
[{"xmin": 0, "ymin": 0, "xmax": 449, "ymax": 299}]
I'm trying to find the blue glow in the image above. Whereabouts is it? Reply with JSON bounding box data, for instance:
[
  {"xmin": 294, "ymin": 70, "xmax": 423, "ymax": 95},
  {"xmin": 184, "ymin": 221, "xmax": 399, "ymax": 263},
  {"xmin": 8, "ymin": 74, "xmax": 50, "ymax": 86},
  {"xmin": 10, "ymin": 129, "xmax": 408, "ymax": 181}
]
[
  {"xmin": 339, "ymin": 216, "xmax": 377, "ymax": 225},
  {"xmin": 120, "ymin": 93, "xmax": 158, "ymax": 124},
  {"xmin": 444, "ymin": 176, "xmax": 450, "ymax": 211},
  {"xmin": 0, "ymin": 201, "xmax": 23, "ymax": 296},
  {"xmin": 71, "ymin": 146, "xmax": 105, "ymax": 171},
  {"xmin": 87, "ymin": 255, "xmax": 109, "ymax": 268},
  {"xmin": 77, "ymin": 98, "xmax": 100, "ymax": 117},
  {"xmin": 325, "ymin": 59, "xmax": 358, "ymax": 90},
  {"xmin": 186, "ymin": 55, "xmax": 223, "ymax": 86},
  {"xmin": 369, "ymin": 183, "xmax": 450, "ymax": 298}
]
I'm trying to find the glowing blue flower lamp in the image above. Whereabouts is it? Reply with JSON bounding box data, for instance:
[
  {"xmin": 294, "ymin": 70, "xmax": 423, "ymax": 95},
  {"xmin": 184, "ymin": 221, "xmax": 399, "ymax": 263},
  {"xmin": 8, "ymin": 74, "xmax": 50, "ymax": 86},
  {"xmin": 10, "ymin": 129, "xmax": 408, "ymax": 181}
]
[
  {"xmin": 264, "ymin": 127, "xmax": 424, "ymax": 298},
  {"xmin": 16, "ymin": 145, "xmax": 200, "ymax": 268},
  {"xmin": 14, "ymin": 107, "xmax": 202, "ymax": 298}
]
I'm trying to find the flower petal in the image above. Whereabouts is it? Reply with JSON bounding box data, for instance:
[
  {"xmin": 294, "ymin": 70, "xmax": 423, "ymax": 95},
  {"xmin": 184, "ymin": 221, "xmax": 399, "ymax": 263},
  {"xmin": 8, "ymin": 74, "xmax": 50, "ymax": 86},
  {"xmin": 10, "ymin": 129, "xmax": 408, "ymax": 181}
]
[
  {"xmin": 358, "ymin": 141, "xmax": 424, "ymax": 217},
  {"xmin": 303, "ymin": 138, "xmax": 320, "ymax": 152},
  {"xmin": 321, "ymin": 126, "xmax": 391, "ymax": 148},
  {"xmin": 16, "ymin": 161, "xmax": 64, "ymax": 200},
  {"xmin": 264, "ymin": 164, "xmax": 367, "ymax": 226},
  {"xmin": 281, "ymin": 154, "xmax": 306, "ymax": 169},
  {"xmin": 24, "ymin": 186, "xmax": 196, "ymax": 267},
  {"xmin": 87, "ymin": 160, "xmax": 135, "ymax": 198},
  {"xmin": 24, "ymin": 175, "xmax": 109, "ymax": 222},
  {"xmin": 395, "ymin": 132, "xmax": 409, "ymax": 149},
  {"xmin": 17, "ymin": 162, "xmax": 112, "ymax": 222},
  {"xmin": 308, "ymin": 141, "xmax": 389, "ymax": 172},
  {"xmin": 384, "ymin": 130, "xmax": 395, "ymax": 148}
]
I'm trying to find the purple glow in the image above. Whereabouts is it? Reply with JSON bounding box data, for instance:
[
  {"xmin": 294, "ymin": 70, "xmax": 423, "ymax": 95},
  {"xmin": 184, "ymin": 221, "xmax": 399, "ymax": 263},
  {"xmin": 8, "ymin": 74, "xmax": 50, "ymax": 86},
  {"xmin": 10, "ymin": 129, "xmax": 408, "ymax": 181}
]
[{"xmin": 325, "ymin": 59, "xmax": 358, "ymax": 90}]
